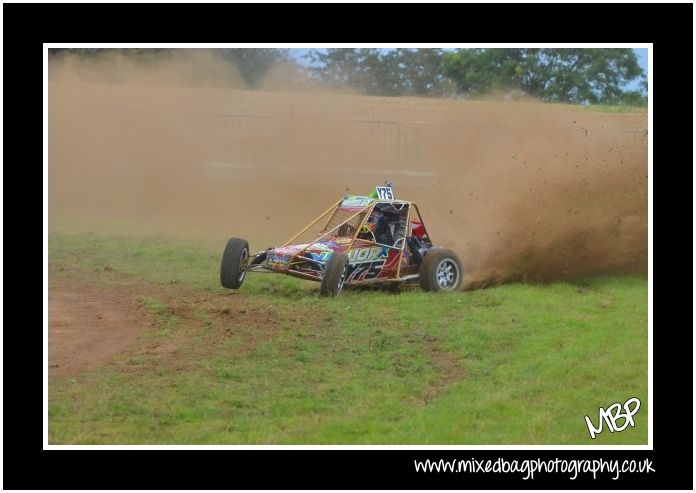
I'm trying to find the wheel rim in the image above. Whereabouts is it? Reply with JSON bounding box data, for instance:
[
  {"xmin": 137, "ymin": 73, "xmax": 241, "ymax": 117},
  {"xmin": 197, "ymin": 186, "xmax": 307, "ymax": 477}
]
[
  {"xmin": 435, "ymin": 259, "xmax": 459, "ymax": 289},
  {"xmin": 336, "ymin": 263, "xmax": 348, "ymax": 294},
  {"xmin": 238, "ymin": 248, "xmax": 249, "ymax": 282}
]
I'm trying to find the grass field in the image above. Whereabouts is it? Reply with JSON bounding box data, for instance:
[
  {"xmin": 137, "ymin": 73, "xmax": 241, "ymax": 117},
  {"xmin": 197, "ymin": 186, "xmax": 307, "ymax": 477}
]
[{"xmin": 47, "ymin": 229, "xmax": 648, "ymax": 445}]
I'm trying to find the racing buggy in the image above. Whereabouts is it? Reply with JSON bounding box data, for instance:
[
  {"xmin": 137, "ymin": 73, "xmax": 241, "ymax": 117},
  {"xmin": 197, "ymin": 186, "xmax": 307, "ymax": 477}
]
[{"xmin": 220, "ymin": 184, "xmax": 462, "ymax": 296}]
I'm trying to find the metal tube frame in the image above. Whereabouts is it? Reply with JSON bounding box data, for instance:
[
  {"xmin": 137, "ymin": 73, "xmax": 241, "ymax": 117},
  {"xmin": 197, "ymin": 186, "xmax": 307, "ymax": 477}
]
[
  {"xmin": 259, "ymin": 198, "xmax": 423, "ymax": 284},
  {"xmin": 284, "ymin": 201, "xmax": 374, "ymax": 276},
  {"xmin": 282, "ymin": 198, "xmax": 344, "ymax": 247}
]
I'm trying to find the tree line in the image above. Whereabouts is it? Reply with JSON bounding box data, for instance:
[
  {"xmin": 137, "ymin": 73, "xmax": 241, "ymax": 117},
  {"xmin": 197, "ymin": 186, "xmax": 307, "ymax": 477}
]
[{"xmin": 49, "ymin": 48, "xmax": 647, "ymax": 106}]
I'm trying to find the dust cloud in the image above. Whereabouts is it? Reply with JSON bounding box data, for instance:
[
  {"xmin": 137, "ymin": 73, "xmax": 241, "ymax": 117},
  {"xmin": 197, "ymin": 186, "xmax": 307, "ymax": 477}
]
[{"xmin": 49, "ymin": 53, "xmax": 647, "ymax": 288}]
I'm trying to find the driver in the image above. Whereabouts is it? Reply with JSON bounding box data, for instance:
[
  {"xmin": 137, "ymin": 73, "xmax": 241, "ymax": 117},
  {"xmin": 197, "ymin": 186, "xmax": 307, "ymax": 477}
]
[{"xmin": 359, "ymin": 205, "xmax": 393, "ymax": 245}]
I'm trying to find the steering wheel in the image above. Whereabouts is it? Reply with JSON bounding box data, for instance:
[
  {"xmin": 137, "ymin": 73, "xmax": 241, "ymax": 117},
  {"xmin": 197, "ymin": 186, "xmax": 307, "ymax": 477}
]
[
  {"xmin": 392, "ymin": 237, "xmax": 406, "ymax": 249},
  {"xmin": 358, "ymin": 225, "xmax": 377, "ymax": 243}
]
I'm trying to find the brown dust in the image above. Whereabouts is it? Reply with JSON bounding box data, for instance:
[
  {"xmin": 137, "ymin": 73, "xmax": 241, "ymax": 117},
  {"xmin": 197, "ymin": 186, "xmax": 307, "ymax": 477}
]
[{"xmin": 49, "ymin": 54, "xmax": 647, "ymax": 288}]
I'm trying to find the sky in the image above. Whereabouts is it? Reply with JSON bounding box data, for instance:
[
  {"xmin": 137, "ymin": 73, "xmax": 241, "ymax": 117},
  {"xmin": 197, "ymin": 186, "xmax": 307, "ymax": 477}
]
[
  {"xmin": 636, "ymin": 48, "xmax": 648, "ymax": 72},
  {"xmin": 290, "ymin": 48, "xmax": 649, "ymax": 92},
  {"xmin": 631, "ymin": 48, "xmax": 648, "ymax": 90}
]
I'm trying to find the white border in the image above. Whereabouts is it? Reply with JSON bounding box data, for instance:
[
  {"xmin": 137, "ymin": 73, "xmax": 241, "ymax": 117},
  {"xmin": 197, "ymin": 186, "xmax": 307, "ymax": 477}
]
[
  {"xmin": 647, "ymin": 43, "xmax": 653, "ymax": 450},
  {"xmin": 46, "ymin": 42, "xmax": 648, "ymax": 49},
  {"xmin": 43, "ymin": 43, "xmax": 652, "ymax": 451},
  {"xmin": 43, "ymin": 41, "xmax": 50, "ymax": 450}
]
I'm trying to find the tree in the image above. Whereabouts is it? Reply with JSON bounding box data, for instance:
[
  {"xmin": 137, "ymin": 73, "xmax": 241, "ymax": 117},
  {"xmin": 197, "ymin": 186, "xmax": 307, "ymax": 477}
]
[
  {"xmin": 306, "ymin": 48, "xmax": 451, "ymax": 97},
  {"xmin": 385, "ymin": 49, "xmax": 451, "ymax": 95},
  {"xmin": 443, "ymin": 48, "xmax": 645, "ymax": 104},
  {"xmin": 220, "ymin": 48, "xmax": 290, "ymax": 88},
  {"xmin": 48, "ymin": 48, "xmax": 173, "ymax": 59},
  {"xmin": 306, "ymin": 48, "xmax": 389, "ymax": 93}
]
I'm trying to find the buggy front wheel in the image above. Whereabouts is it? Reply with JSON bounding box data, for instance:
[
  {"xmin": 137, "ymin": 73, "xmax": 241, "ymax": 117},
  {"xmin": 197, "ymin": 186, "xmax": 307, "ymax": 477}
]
[
  {"xmin": 220, "ymin": 238, "xmax": 249, "ymax": 289},
  {"xmin": 320, "ymin": 253, "xmax": 349, "ymax": 297}
]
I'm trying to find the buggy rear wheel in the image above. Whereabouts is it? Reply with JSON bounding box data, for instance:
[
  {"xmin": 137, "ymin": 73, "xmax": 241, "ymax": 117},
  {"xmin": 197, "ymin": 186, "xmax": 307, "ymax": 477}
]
[
  {"xmin": 419, "ymin": 249, "xmax": 462, "ymax": 292},
  {"xmin": 220, "ymin": 238, "xmax": 249, "ymax": 289},
  {"xmin": 320, "ymin": 253, "xmax": 349, "ymax": 297}
]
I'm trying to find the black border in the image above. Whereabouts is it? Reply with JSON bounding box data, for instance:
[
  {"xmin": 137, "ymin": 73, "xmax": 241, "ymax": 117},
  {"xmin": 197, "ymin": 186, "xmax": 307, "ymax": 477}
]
[{"xmin": 5, "ymin": 2, "xmax": 692, "ymax": 490}]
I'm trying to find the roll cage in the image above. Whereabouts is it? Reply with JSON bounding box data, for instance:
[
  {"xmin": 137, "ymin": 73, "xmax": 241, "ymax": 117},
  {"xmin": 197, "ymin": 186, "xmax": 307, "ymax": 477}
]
[{"xmin": 247, "ymin": 196, "xmax": 433, "ymax": 284}]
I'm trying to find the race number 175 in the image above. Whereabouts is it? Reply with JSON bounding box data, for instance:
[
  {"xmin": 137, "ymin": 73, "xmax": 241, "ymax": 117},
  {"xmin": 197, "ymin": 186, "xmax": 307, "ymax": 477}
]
[{"xmin": 376, "ymin": 186, "xmax": 394, "ymax": 200}]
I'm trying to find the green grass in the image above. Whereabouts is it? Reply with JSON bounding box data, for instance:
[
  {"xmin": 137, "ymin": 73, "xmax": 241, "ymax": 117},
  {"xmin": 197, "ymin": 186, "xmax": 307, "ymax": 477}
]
[
  {"xmin": 49, "ymin": 230, "xmax": 221, "ymax": 290},
  {"xmin": 578, "ymin": 104, "xmax": 647, "ymax": 114},
  {"xmin": 48, "ymin": 230, "xmax": 648, "ymax": 444},
  {"xmin": 460, "ymin": 98, "xmax": 647, "ymax": 114}
]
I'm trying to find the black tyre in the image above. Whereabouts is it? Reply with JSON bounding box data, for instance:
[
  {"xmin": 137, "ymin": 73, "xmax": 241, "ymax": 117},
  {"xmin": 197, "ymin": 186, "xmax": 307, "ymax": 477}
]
[
  {"xmin": 220, "ymin": 238, "xmax": 249, "ymax": 289},
  {"xmin": 320, "ymin": 253, "xmax": 349, "ymax": 297},
  {"xmin": 419, "ymin": 249, "xmax": 462, "ymax": 292}
]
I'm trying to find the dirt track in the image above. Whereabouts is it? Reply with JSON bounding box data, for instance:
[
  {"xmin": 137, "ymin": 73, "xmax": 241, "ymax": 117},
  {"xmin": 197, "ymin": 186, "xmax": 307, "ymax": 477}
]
[
  {"xmin": 49, "ymin": 56, "xmax": 647, "ymax": 287},
  {"xmin": 48, "ymin": 269, "xmax": 301, "ymax": 374},
  {"xmin": 48, "ymin": 276, "xmax": 153, "ymax": 375}
]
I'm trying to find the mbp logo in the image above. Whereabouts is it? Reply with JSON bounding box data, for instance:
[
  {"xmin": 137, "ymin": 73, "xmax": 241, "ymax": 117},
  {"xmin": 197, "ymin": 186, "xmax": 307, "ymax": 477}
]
[{"xmin": 584, "ymin": 397, "xmax": 641, "ymax": 439}]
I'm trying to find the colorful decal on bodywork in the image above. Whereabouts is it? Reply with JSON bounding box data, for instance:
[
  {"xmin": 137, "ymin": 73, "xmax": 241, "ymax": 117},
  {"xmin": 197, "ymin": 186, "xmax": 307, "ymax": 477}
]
[
  {"xmin": 273, "ymin": 244, "xmax": 309, "ymax": 256},
  {"xmin": 270, "ymin": 241, "xmax": 342, "ymax": 271},
  {"xmin": 345, "ymin": 246, "xmax": 405, "ymax": 282},
  {"xmin": 347, "ymin": 245, "xmax": 389, "ymax": 263},
  {"xmin": 266, "ymin": 253, "xmax": 290, "ymax": 270},
  {"xmin": 306, "ymin": 250, "xmax": 333, "ymax": 264},
  {"xmin": 346, "ymin": 260, "xmax": 385, "ymax": 281},
  {"xmin": 341, "ymin": 196, "xmax": 373, "ymax": 209}
]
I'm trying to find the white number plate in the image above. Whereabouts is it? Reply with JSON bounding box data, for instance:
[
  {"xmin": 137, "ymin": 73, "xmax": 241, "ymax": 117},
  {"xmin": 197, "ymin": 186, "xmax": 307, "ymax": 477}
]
[{"xmin": 375, "ymin": 186, "xmax": 394, "ymax": 200}]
